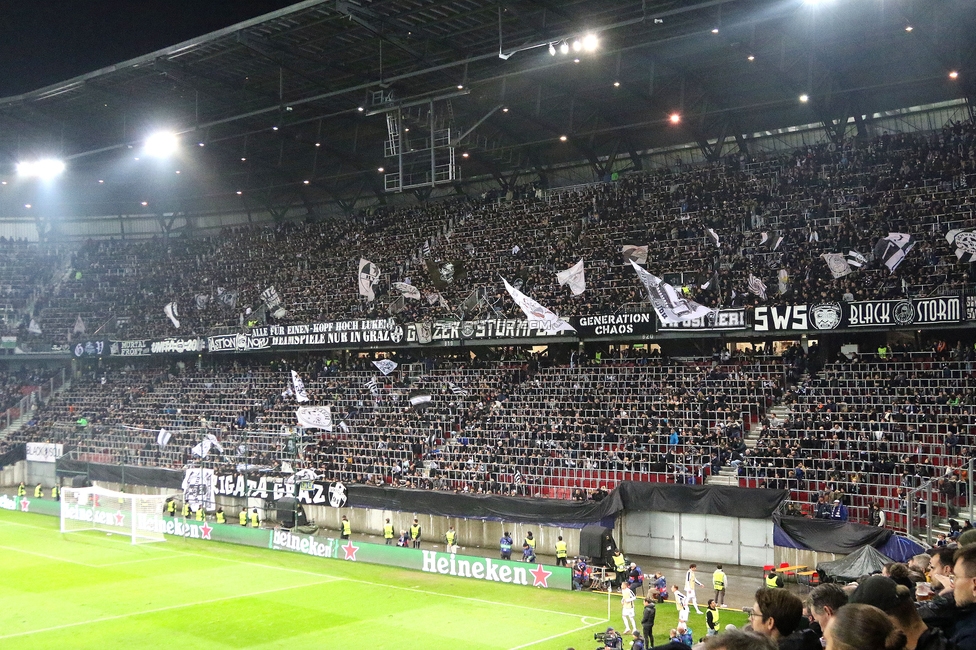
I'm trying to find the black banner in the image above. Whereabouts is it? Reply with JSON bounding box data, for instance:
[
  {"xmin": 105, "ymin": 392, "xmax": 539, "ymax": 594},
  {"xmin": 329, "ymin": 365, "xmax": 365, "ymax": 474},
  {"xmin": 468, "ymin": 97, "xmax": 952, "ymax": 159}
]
[
  {"xmin": 573, "ymin": 313, "xmax": 655, "ymax": 337},
  {"xmin": 754, "ymin": 296, "xmax": 961, "ymax": 332},
  {"xmin": 110, "ymin": 339, "xmax": 153, "ymax": 356},
  {"xmin": 209, "ymin": 319, "xmax": 405, "ymax": 352},
  {"xmin": 73, "ymin": 340, "xmax": 110, "ymax": 357},
  {"xmin": 658, "ymin": 308, "xmax": 747, "ymax": 331},
  {"xmin": 405, "ymin": 319, "xmax": 574, "ymax": 343}
]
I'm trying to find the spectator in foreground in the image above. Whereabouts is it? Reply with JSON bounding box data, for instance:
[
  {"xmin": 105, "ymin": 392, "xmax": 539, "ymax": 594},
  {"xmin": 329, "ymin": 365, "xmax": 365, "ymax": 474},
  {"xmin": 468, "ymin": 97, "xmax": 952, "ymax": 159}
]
[
  {"xmin": 952, "ymin": 544, "xmax": 976, "ymax": 650},
  {"xmin": 807, "ymin": 583, "xmax": 848, "ymax": 637},
  {"xmin": 823, "ymin": 603, "xmax": 907, "ymax": 650},
  {"xmin": 703, "ymin": 630, "xmax": 777, "ymax": 650},
  {"xmin": 749, "ymin": 588, "xmax": 820, "ymax": 650},
  {"xmin": 848, "ymin": 575, "xmax": 950, "ymax": 650}
]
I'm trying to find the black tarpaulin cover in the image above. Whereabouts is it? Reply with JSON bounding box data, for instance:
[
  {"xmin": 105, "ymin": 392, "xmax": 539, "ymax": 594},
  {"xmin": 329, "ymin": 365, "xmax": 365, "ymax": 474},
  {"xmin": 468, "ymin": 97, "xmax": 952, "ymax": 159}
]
[
  {"xmin": 775, "ymin": 514, "xmax": 892, "ymax": 554},
  {"xmin": 818, "ymin": 545, "xmax": 893, "ymax": 581},
  {"xmin": 56, "ymin": 459, "xmax": 184, "ymax": 489},
  {"xmin": 618, "ymin": 482, "xmax": 787, "ymax": 519}
]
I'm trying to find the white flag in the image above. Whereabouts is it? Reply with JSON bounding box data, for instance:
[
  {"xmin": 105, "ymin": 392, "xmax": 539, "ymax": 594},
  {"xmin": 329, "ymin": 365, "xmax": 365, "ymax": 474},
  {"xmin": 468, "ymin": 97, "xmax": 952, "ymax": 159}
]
[
  {"xmin": 373, "ymin": 359, "xmax": 398, "ymax": 375},
  {"xmin": 261, "ymin": 286, "xmax": 282, "ymax": 309},
  {"xmin": 821, "ymin": 253, "xmax": 853, "ymax": 279},
  {"xmin": 748, "ymin": 273, "xmax": 767, "ymax": 300},
  {"xmin": 706, "ymin": 227, "xmax": 720, "ymax": 248},
  {"xmin": 946, "ymin": 229, "xmax": 976, "ymax": 263},
  {"xmin": 364, "ymin": 377, "xmax": 379, "ymax": 395},
  {"xmin": 629, "ymin": 260, "xmax": 712, "ymax": 324},
  {"xmin": 873, "ymin": 233, "xmax": 916, "ymax": 272},
  {"xmin": 205, "ymin": 433, "xmax": 224, "ymax": 455},
  {"xmin": 73, "ymin": 314, "xmax": 86, "ymax": 334},
  {"xmin": 392, "ymin": 282, "xmax": 421, "ymax": 300},
  {"xmin": 164, "ymin": 302, "xmax": 180, "ymax": 329},
  {"xmin": 358, "ymin": 258, "xmax": 380, "ymax": 302},
  {"xmin": 512, "ymin": 245, "xmax": 520, "ymax": 255},
  {"xmin": 191, "ymin": 438, "xmax": 212, "ymax": 458},
  {"xmin": 296, "ymin": 406, "xmax": 333, "ymax": 431},
  {"xmin": 556, "ymin": 259, "xmax": 586, "ymax": 296},
  {"xmin": 621, "ymin": 244, "xmax": 648, "ymax": 265},
  {"xmin": 28, "ymin": 319, "xmax": 42, "ymax": 335},
  {"xmin": 777, "ymin": 269, "xmax": 789, "ymax": 295},
  {"xmin": 291, "ymin": 370, "xmax": 309, "ymax": 403},
  {"xmin": 156, "ymin": 428, "xmax": 172, "ymax": 447},
  {"xmin": 501, "ymin": 277, "xmax": 575, "ymax": 333}
]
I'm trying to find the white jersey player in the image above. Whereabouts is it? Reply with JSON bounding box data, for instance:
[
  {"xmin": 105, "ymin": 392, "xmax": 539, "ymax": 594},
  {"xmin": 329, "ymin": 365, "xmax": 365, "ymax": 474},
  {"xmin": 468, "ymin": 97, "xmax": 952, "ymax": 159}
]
[{"xmin": 684, "ymin": 563, "xmax": 704, "ymax": 614}]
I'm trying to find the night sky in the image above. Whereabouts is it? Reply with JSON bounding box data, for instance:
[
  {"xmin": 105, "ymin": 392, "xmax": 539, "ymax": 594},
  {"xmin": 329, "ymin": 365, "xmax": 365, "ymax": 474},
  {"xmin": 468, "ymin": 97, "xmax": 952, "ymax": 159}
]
[{"xmin": 0, "ymin": 1, "xmax": 302, "ymax": 96}]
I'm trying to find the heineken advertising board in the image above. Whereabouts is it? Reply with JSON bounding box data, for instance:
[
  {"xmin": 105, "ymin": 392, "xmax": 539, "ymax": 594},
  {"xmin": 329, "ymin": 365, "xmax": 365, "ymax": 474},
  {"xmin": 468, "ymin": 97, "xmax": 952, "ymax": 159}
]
[{"xmin": 7, "ymin": 497, "xmax": 571, "ymax": 590}]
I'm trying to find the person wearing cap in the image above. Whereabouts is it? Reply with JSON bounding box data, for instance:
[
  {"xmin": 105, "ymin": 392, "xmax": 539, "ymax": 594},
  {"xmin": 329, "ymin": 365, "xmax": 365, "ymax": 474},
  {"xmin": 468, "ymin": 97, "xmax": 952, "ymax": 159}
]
[
  {"xmin": 631, "ymin": 630, "xmax": 645, "ymax": 650},
  {"xmin": 829, "ymin": 499, "xmax": 849, "ymax": 521},
  {"xmin": 602, "ymin": 626, "xmax": 622, "ymax": 649},
  {"xmin": 849, "ymin": 575, "xmax": 950, "ymax": 650}
]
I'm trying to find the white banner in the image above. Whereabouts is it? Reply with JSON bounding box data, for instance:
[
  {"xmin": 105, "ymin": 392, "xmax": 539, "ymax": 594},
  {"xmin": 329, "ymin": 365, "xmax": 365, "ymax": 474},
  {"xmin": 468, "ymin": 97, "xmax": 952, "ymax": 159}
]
[
  {"xmin": 822, "ymin": 253, "xmax": 852, "ymax": 279},
  {"xmin": 182, "ymin": 467, "xmax": 215, "ymax": 510},
  {"xmin": 392, "ymin": 282, "xmax": 421, "ymax": 300},
  {"xmin": 164, "ymin": 302, "xmax": 180, "ymax": 329},
  {"xmin": 629, "ymin": 260, "xmax": 712, "ymax": 324},
  {"xmin": 26, "ymin": 442, "xmax": 63, "ymax": 463},
  {"xmin": 501, "ymin": 277, "xmax": 575, "ymax": 333},
  {"xmin": 358, "ymin": 258, "xmax": 380, "ymax": 302},
  {"xmin": 156, "ymin": 428, "xmax": 172, "ymax": 447},
  {"xmin": 556, "ymin": 259, "xmax": 586, "ymax": 296},
  {"xmin": 621, "ymin": 244, "xmax": 647, "ymax": 265},
  {"xmin": 296, "ymin": 406, "xmax": 333, "ymax": 431}
]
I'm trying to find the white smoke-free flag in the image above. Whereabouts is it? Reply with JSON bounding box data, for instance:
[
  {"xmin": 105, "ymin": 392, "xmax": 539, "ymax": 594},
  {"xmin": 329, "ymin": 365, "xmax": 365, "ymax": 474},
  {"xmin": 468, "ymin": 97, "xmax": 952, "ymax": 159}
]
[
  {"xmin": 157, "ymin": 428, "xmax": 172, "ymax": 447},
  {"xmin": 373, "ymin": 359, "xmax": 398, "ymax": 375},
  {"xmin": 296, "ymin": 406, "xmax": 333, "ymax": 431},
  {"xmin": 164, "ymin": 302, "xmax": 180, "ymax": 329},
  {"xmin": 501, "ymin": 276, "xmax": 576, "ymax": 333},
  {"xmin": 629, "ymin": 260, "xmax": 712, "ymax": 324},
  {"xmin": 73, "ymin": 314, "xmax": 86, "ymax": 334},
  {"xmin": 291, "ymin": 370, "xmax": 309, "ymax": 403},
  {"xmin": 556, "ymin": 259, "xmax": 586, "ymax": 296},
  {"xmin": 358, "ymin": 258, "xmax": 380, "ymax": 302},
  {"xmin": 28, "ymin": 319, "xmax": 42, "ymax": 335}
]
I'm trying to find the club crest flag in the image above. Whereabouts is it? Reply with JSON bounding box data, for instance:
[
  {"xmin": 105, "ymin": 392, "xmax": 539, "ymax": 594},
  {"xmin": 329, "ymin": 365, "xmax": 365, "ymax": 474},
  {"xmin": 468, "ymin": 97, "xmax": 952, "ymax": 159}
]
[
  {"xmin": 296, "ymin": 406, "xmax": 333, "ymax": 431},
  {"xmin": 946, "ymin": 229, "xmax": 976, "ymax": 263},
  {"xmin": 373, "ymin": 359, "xmax": 398, "ymax": 375},
  {"xmin": 873, "ymin": 233, "xmax": 916, "ymax": 272},
  {"xmin": 217, "ymin": 289, "xmax": 238, "ymax": 308},
  {"xmin": 392, "ymin": 282, "xmax": 421, "ymax": 300},
  {"xmin": 501, "ymin": 276, "xmax": 575, "ymax": 333},
  {"xmin": 621, "ymin": 244, "xmax": 648, "ymax": 265},
  {"xmin": 629, "ymin": 260, "xmax": 712, "ymax": 325},
  {"xmin": 556, "ymin": 259, "xmax": 586, "ymax": 296},
  {"xmin": 291, "ymin": 370, "xmax": 309, "ymax": 403},
  {"xmin": 164, "ymin": 302, "xmax": 180, "ymax": 329},
  {"xmin": 822, "ymin": 253, "xmax": 852, "ymax": 279},
  {"xmin": 425, "ymin": 259, "xmax": 466, "ymax": 290},
  {"xmin": 358, "ymin": 258, "xmax": 380, "ymax": 302}
]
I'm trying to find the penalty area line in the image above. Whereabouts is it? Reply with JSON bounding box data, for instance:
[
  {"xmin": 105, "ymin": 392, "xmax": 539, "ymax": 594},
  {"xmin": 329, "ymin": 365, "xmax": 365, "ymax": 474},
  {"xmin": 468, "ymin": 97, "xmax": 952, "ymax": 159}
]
[
  {"xmin": 0, "ymin": 578, "xmax": 340, "ymax": 641},
  {"xmin": 507, "ymin": 616, "xmax": 608, "ymax": 650}
]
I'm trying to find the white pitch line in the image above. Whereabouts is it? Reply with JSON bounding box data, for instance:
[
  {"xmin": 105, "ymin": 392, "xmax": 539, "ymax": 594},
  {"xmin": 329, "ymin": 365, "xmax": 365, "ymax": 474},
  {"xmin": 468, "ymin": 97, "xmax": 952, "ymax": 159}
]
[
  {"xmin": 507, "ymin": 616, "xmax": 608, "ymax": 650},
  {"xmin": 0, "ymin": 578, "xmax": 339, "ymax": 641},
  {"xmin": 0, "ymin": 544, "xmax": 101, "ymax": 568}
]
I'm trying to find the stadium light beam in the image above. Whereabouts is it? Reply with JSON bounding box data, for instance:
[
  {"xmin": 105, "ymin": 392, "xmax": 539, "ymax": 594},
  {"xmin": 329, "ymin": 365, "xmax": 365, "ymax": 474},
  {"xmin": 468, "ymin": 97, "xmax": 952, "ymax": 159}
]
[
  {"xmin": 582, "ymin": 34, "xmax": 598, "ymax": 51},
  {"xmin": 144, "ymin": 131, "xmax": 179, "ymax": 158},
  {"xmin": 17, "ymin": 158, "xmax": 66, "ymax": 180}
]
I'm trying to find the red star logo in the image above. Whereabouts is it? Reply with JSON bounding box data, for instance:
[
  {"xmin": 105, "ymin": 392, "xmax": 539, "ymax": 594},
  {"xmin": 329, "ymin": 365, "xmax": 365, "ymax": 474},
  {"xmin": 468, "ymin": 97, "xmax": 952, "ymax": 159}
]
[
  {"xmin": 341, "ymin": 540, "xmax": 359, "ymax": 561},
  {"xmin": 530, "ymin": 563, "xmax": 552, "ymax": 588},
  {"xmin": 114, "ymin": 511, "xmax": 125, "ymax": 526},
  {"xmin": 200, "ymin": 522, "xmax": 213, "ymax": 540},
  {"xmin": 19, "ymin": 498, "xmax": 29, "ymax": 512}
]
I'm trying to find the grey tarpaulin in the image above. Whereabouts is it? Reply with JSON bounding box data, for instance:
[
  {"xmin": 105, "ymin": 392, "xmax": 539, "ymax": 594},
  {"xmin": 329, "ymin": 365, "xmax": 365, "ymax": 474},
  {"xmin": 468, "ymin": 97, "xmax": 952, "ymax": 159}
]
[
  {"xmin": 56, "ymin": 458, "xmax": 184, "ymax": 489},
  {"xmin": 774, "ymin": 514, "xmax": 892, "ymax": 553},
  {"xmin": 818, "ymin": 545, "xmax": 893, "ymax": 581}
]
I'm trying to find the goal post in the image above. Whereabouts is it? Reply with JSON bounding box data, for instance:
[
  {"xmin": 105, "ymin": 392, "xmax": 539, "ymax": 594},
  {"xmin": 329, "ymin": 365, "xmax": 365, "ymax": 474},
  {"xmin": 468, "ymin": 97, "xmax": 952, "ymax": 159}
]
[{"xmin": 60, "ymin": 486, "xmax": 168, "ymax": 545}]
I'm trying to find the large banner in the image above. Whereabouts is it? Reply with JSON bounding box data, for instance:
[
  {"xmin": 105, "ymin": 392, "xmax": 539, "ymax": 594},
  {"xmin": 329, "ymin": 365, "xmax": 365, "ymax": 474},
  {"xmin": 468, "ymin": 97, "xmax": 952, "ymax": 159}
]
[
  {"xmin": 405, "ymin": 319, "xmax": 575, "ymax": 344},
  {"xmin": 658, "ymin": 308, "xmax": 747, "ymax": 331},
  {"xmin": 212, "ymin": 472, "xmax": 348, "ymax": 507},
  {"xmin": 573, "ymin": 314, "xmax": 655, "ymax": 337},
  {"xmin": 754, "ymin": 296, "xmax": 961, "ymax": 332},
  {"xmin": 208, "ymin": 320, "xmax": 405, "ymax": 352},
  {"xmin": 26, "ymin": 442, "xmax": 63, "ymax": 463},
  {"xmin": 73, "ymin": 340, "xmax": 110, "ymax": 357},
  {"xmin": 111, "ymin": 340, "xmax": 153, "ymax": 356}
]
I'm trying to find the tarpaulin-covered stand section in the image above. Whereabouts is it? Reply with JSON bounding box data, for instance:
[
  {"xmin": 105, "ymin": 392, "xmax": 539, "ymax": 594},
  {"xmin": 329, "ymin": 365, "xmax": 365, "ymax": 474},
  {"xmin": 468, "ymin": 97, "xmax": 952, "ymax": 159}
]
[
  {"xmin": 56, "ymin": 459, "xmax": 183, "ymax": 489},
  {"xmin": 0, "ymin": 443, "xmax": 25, "ymax": 469},
  {"xmin": 817, "ymin": 545, "xmax": 894, "ymax": 582},
  {"xmin": 774, "ymin": 515, "xmax": 924, "ymax": 561}
]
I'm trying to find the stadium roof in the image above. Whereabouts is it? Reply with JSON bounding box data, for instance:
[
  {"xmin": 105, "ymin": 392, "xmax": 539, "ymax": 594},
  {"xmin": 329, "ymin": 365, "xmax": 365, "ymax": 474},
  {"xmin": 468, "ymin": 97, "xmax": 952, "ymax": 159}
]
[{"xmin": 0, "ymin": 0, "xmax": 972, "ymax": 220}]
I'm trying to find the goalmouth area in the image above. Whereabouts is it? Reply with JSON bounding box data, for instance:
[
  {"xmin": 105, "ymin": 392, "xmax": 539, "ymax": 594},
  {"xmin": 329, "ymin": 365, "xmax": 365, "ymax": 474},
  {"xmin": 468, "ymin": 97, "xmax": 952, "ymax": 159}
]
[{"xmin": 0, "ymin": 505, "xmax": 748, "ymax": 649}]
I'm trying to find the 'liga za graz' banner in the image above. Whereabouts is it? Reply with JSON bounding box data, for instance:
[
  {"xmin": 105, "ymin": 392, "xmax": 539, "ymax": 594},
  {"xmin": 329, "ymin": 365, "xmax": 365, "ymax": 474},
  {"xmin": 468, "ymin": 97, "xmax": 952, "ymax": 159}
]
[
  {"xmin": 209, "ymin": 472, "xmax": 348, "ymax": 508},
  {"xmin": 753, "ymin": 296, "xmax": 961, "ymax": 332}
]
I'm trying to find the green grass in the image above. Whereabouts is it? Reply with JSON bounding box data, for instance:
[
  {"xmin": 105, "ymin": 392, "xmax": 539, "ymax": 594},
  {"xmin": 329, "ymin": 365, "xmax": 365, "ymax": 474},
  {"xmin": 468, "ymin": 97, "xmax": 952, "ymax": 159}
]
[{"xmin": 0, "ymin": 508, "xmax": 746, "ymax": 649}]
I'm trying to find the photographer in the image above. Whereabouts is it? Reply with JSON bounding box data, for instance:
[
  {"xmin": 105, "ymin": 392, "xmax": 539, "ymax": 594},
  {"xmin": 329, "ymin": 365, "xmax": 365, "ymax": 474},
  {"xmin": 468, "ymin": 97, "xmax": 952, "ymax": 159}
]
[{"xmin": 595, "ymin": 627, "xmax": 623, "ymax": 650}]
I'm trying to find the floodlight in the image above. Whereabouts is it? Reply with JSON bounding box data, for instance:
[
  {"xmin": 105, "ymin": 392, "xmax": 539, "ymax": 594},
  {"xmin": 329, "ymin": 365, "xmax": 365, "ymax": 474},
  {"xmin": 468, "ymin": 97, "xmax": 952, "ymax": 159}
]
[
  {"xmin": 582, "ymin": 34, "xmax": 598, "ymax": 51},
  {"xmin": 559, "ymin": 41, "xmax": 569, "ymax": 55},
  {"xmin": 572, "ymin": 39, "xmax": 582, "ymax": 52},
  {"xmin": 949, "ymin": 71, "xmax": 959, "ymax": 79},
  {"xmin": 17, "ymin": 158, "xmax": 66, "ymax": 179},
  {"xmin": 143, "ymin": 131, "xmax": 179, "ymax": 158},
  {"xmin": 549, "ymin": 43, "xmax": 556, "ymax": 56},
  {"xmin": 669, "ymin": 113, "xmax": 681, "ymax": 124},
  {"xmin": 799, "ymin": 94, "xmax": 810, "ymax": 102},
  {"xmin": 748, "ymin": 55, "xmax": 755, "ymax": 61},
  {"xmin": 559, "ymin": 135, "xmax": 568, "ymax": 141},
  {"xmin": 711, "ymin": 28, "xmax": 719, "ymax": 34}
]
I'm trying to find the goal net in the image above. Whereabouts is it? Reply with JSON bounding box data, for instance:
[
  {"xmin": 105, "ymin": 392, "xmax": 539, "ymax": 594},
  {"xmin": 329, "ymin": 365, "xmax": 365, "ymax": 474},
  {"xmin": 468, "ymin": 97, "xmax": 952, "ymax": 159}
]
[{"xmin": 60, "ymin": 486, "xmax": 168, "ymax": 545}]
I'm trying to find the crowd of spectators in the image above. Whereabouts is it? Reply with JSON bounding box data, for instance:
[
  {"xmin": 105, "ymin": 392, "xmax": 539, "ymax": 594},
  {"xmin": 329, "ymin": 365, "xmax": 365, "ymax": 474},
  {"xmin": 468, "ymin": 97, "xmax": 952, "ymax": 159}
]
[{"xmin": 1, "ymin": 120, "xmax": 975, "ymax": 345}]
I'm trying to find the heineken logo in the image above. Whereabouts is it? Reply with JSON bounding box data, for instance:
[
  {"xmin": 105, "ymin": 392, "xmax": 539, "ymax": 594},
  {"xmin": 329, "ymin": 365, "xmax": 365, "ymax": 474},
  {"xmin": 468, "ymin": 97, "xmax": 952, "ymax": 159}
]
[
  {"xmin": 420, "ymin": 551, "xmax": 552, "ymax": 588},
  {"xmin": 135, "ymin": 514, "xmax": 209, "ymax": 539},
  {"xmin": 271, "ymin": 529, "xmax": 338, "ymax": 558},
  {"xmin": 341, "ymin": 540, "xmax": 359, "ymax": 561},
  {"xmin": 61, "ymin": 504, "xmax": 128, "ymax": 527}
]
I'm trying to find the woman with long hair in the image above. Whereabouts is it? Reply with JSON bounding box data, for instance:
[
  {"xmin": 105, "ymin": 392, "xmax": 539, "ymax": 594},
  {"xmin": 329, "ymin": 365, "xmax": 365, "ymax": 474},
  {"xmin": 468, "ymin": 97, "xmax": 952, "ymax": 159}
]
[{"xmin": 824, "ymin": 604, "xmax": 907, "ymax": 650}]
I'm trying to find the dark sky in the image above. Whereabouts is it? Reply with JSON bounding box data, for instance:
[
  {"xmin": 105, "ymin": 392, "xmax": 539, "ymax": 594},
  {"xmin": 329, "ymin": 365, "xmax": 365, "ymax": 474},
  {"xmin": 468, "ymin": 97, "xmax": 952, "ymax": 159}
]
[{"xmin": 0, "ymin": 1, "xmax": 302, "ymax": 96}]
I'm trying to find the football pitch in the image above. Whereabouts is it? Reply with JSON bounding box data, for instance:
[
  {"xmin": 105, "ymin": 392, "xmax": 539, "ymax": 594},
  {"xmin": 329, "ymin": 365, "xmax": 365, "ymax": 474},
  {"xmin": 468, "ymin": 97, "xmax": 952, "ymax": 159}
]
[{"xmin": 0, "ymin": 508, "xmax": 746, "ymax": 649}]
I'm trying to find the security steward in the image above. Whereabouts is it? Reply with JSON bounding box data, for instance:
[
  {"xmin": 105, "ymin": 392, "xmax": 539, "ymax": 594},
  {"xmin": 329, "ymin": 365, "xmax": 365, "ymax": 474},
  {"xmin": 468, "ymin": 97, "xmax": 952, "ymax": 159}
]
[
  {"xmin": 383, "ymin": 518, "xmax": 395, "ymax": 545},
  {"xmin": 166, "ymin": 498, "xmax": 176, "ymax": 517},
  {"xmin": 215, "ymin": 507, "xmax": 225, "ymax": 524},
  {"xmin": 195, "ymin": 507, "xmax": 205, "ymax": 522},
  {"xmin": 445, "ymin": 526, "xmax": 458, "ymax": 552},
  {"xmin": 182, "ymin": 501, "xmax": 191, "ymax": 518},
  {"xmin": 17, "ymin": 482, "xmax": 26, "ymax": 497},
  {"xmin": 51, "ymin": 484, "xmax": 59, "ymax": 501},
  {"xmin": 713, "ymin": 565, "xmax": 727, "ymax": 607},
  {"xmin": 409, "ymin": 518, "xmax": 422, "ymax": 549},
  {"xmin": 555, "ymin": 536, "xmax": 568, "ymax": 567},
  {"xmin": 34, "ymin": 483, "xmax": 43, "ymax": 498},
  {"xmin": 765, "ymin": 570, "xmax": 784, "ymax": 589},
  {"xmin": 341, "ymin": 515, "xmax": 352, "ymax": 539},
  {"xmin": 239, "ymin": 509, "xmax": 247, "ymax": 526},
  {"xmin": 612, "ymin": 550, "xmax": 627, "ymax": 589},
  {"xmin": 249, "ymin": 508, "xmax": 260, "ymax": 528}
]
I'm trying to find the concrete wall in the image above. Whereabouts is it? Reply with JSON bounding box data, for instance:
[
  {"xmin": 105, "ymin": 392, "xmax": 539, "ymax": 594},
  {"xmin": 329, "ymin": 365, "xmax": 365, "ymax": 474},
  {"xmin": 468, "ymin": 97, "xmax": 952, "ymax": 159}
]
[
  {"xmin": 774, "ymin": 547, "xmax": 843, "ymax": 570},
  {"xmin": 621, "ymin": 511, "xmax": 775, "ymax": 567}
]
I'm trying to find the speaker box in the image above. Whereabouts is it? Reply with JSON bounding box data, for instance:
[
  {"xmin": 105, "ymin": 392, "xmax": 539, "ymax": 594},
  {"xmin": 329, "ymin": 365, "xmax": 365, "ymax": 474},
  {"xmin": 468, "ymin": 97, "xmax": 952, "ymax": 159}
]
[{"xmin": 579, "ymin": 524, "xmax": 616, "ymax": 563}]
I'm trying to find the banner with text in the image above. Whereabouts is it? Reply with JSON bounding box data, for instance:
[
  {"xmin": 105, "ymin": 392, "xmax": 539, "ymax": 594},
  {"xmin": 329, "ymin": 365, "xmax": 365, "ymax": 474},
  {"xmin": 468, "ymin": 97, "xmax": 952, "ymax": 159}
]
[{"xmin": 753, "ymin": 296, "xmax": 961, "ymax": 332}]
